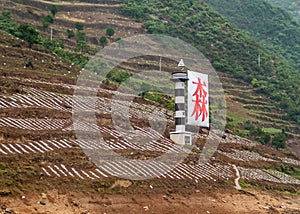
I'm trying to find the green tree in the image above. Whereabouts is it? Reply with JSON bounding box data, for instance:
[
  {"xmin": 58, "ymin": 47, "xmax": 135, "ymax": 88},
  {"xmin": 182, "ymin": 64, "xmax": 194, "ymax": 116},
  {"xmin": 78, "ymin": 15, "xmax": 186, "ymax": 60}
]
[
  {"xmin": 50, "ymin": 5, "xmax": 58, "ymax": 17},
  {"xmin": 99, "ymin": 36, "xmax": 108, "ymax": 47},
  {"xmin": 17, "ymin": 24, "xmax": 41, "ymax": 48},
  {"xmin": 76, "ymin": 40, "xmax": 89, "ymax": 53},
  {"xmin": 77, "ymin": 31, "xmax": 86, "ymax": 41},
  {"xmin": 42, "ymin": 37, "xmax": 55, "ymax": 51},
  {"xmin": 1, "ymin": 10, "xmax": 11, "ymax": 20},
  {"xmin": 272, "ymin": 133, "xmax": 286, "ymax": 149},
  {"xmin": 67, "ymin": 29, "xmax": 75, "ymax": 38},
  {"xmin": 75, "ymin": 22, "xmax": 84, "ymax": 31},
  {"xmin": 75, "ymin": 32, "xmax": 88, "ymax": 53},
  {"xmin": 262, "ymin": 133, "xmax": 271, "ymax": 145},
  {"xmin": 106, "ymin": 27, "xmax": 115, "ymax": 37},
  {"xmin": 42, "ymin": 15, "xmax": 54, "ymax": 29}
]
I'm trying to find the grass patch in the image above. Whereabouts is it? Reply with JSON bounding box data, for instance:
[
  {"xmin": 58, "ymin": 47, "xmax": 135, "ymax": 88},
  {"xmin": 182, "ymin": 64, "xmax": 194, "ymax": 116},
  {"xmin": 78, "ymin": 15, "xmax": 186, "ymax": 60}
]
[
  {"xmin": 283, "ymin": 166, "xmax": 300, "ymax": 179},
  {"xmin": 269, "ymin": 166, "xmax": 300, "ymax": 180},
  {"xmin": 0, "ymin": 169, "xmax": 8, "ymax": 174},
  {"xmin": 238, "ymin": 179, "xmax": 253, "ymax": 188},
  {"xmin": 227, "ymin": 111, "xmax": 248, "ymax": 126},
  {"xmin": 262, "ymin": 127, "xmax": 282, "ymax": 134},
  {"xmin": 140, "ymin": 91, "xmax": 174, "ymax": 111}
]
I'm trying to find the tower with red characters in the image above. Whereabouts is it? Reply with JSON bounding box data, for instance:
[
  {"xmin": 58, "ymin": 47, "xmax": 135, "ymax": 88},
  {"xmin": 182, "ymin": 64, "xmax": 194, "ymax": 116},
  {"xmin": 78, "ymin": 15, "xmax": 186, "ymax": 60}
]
[{"xmin": 170, "ymin": 59, "xmax": 192, "ymax": 145}]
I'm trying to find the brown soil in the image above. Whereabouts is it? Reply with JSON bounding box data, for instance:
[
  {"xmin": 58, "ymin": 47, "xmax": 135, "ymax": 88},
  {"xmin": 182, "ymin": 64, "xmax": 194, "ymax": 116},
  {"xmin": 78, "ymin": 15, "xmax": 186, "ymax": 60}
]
[{"xmin": 1, "ymin": 189, "xmax": 299, "ymax": 214}]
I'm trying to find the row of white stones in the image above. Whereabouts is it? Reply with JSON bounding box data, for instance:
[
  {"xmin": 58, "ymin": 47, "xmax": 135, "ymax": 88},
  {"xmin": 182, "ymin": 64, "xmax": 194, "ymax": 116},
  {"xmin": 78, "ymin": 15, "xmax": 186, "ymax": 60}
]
[
  {"xmin": 238, "ymin": 167, "xmax": 300, "ymax": 185},
  {"xmin": 0, "ymin": 97, "xmax": 20, "ymax": 108},
  {"xmin": 41, "ymin": 162, "xmax": 233, "ymax": 182},
  {"xmin": 0, "ymin": 117, "xmax": 69, "ymax": 131},
  {"xmin": 2, "ymin": 141, "xmax": 298, "ymax": 185},
  {"xmin": 217, "ymin": 149, "xmax": 277, "ymax": 163},
  {"xmin": 279, "ymin": 157, "xmax": 300, "ymax": 166},
  {"xmin": 222, "ymin": 135, "xmax": 256, "ymax": 146},
  {"xmin": 1, "ymin": 87, "xmax": 173, "ymax": 122},
  {"xmin": 11, "ymin": 92, "xmax": 67, "ymax": 112},
  {"xmin": 41, "ymin": 164, "xmax": 108, "ymax": 179},
  {"xmin": 70, "ymin": 124, "xmax": 185, "ymax": 153},
  {"xmin": 0, "ymin": 135, "xmax": 185, "ymax": 156},
  {"xmin": 0, "ymin": 139, "xmax": 74, "ymax": 155}
]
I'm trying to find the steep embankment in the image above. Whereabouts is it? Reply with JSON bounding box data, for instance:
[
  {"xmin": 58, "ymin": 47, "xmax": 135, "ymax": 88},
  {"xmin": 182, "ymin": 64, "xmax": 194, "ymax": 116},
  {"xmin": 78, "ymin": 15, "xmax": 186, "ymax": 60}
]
[{"xmin": 0, "ymin": 26, "xmax": 300, "ymax": 193}]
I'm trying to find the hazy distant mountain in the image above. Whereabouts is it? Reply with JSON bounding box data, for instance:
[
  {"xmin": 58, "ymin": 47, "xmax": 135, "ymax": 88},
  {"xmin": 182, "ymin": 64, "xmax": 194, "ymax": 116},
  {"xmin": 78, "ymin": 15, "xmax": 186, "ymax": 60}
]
[
  {"xmin": 265, "ymin": 0, "xmax": 300, "ymax": 22},
  {"xmin": 204, "ymin": 0, "xmax": 300, "ymax": 71}
]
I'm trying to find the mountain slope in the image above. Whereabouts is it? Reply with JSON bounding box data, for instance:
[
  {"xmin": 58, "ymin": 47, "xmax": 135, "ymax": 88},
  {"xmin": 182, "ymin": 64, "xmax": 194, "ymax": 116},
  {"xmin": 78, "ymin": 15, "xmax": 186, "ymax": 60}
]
[
  {"xmin": 1, "ymin": 0, "xmax": 299, "ymax": 143},
  {"xmin": 265, "ymin": 0, "xmax": 300, "ymax": 22},
  {"xmin": 0, "ymin": 2, "xmax": 300, "ymax": 213},
  {"xmin": 120, "ymin": 0, "xmax": 300, "ymax": 133},
  {"xmin": 0, "ymin": 28, "xmax": 299, "ymax": 199},
  {"xmin": 204, "ymin": 0, "xmax": 300, "ymax": 71}
]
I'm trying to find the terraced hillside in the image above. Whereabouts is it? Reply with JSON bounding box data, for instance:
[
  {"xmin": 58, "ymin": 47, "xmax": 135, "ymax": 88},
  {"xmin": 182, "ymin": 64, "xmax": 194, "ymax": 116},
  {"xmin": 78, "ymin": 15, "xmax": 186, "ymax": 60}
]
[
  {"xmin": 114, "ymin": 55, "xmax": 300, "ymax": 147},
  {"xmin": 1, "ymin": 0, "xmax": 299, "ymax": 146},
  {"xmin": 0, "ymin": 1, "xmax": 299, "ymax": 212},
  {"xmin": 0, "ymin": 28, "xmax": 300, "ymax": 213},
  {"xmin": 219, "ymin": 73, "xmax": 300, "ymax": 138},
  {"xmin": 0, "ymin": 0, "xmax": 144, "ymax": 49}
]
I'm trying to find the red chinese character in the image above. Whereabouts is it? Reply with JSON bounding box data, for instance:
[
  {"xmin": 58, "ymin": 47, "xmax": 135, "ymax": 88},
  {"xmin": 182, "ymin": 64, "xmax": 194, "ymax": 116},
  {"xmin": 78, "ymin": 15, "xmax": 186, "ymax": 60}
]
[{"xmin": 191, "ymin": 77, "xmax": 208, "ymax": 122}]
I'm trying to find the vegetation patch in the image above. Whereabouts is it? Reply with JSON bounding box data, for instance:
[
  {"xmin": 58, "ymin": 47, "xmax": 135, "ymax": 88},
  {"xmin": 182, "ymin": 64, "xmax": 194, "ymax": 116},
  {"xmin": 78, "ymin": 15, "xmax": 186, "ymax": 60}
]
[
  {"xmin": 0, "ymin": 9, "xmax": 89, "ymax": 67},
  {"xmin": 279, "ymin": 165, "xmax": 300, "ymax": 180},
  {"xmin": 121, "ymin": 0, "xmax": 300, "ymax": 126}
]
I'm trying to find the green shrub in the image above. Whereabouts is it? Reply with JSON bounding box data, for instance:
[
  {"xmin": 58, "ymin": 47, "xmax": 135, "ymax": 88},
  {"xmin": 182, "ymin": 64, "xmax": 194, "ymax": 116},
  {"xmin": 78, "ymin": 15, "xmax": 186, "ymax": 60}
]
[
  {"xmin": 239, "ymin": 179, "xmax": 253, "ymax": 188},
  {"xmin": 42, "ymin": 15, "xmax": 54, "ymax": 29},
  {"xmin": 105, "ymin": 69, "xmax": 133, "ymax": 84},
  {"xmin": 99, "ymin": 36, "xmax": 108, "ymax": 47},
  {"xmin": 140, "ymin": 91, "xmax": 174, "ymax": 111},
  {"xmin": 50, "ymin": 5, "xmax": 58, "ymax": 17},
  {"xmin": 75, "ymin": 22, "xmax": 84, "ymax": 31},
  {"xmin": 272, "ymin": 133, "xmax": 286, "ymax": 149},
  {"xmin": 17, "ymin": 24, "xmax": 41, "ymax": 48},
  {"xmin": 106, "ymin": 27, "xmax": 115, "ymax": 37},
  {"xmin": 67, "ymin": 29, "xmax": 75, "ymax": 38},
  {"xmin": 0, "ymin": 169, "xmax": 7, "ymax": 174}
]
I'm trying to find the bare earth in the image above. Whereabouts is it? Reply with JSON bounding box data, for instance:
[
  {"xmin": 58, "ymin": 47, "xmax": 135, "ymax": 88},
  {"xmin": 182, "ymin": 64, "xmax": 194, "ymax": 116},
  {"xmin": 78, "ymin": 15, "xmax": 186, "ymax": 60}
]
[{"xmin": 1, "ymin": 189, "xmax": 300, "ymax": 214}]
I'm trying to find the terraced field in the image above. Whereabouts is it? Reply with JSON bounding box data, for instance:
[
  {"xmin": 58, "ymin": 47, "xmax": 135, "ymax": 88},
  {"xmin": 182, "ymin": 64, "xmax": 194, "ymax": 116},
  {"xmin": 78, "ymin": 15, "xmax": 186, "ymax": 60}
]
[
  {"xmin": 219, "ymin": 72, "xmax": 300, "ymax": 138},
  {"xmin": 0, "ymin": 27, "xmax": 299, "ymax": 197},
  {"xmin": 0, "ymin": 0, "xmax": 144, "ymax": 49},
  {"xmin": 0, "ymin": 1, "xmax": 299, "ymax": 212},
  {"xmin": 1, "ymin": 0, "xmax": 299, "ymax": 141},
  {"xmin": 1, "ymin": 65, "xmax": 299, "ymax": 186}
]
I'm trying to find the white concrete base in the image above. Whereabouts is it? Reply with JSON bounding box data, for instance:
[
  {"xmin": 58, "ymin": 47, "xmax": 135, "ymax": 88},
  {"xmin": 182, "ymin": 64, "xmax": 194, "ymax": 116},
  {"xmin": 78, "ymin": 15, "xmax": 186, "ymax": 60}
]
[{"xmin": 170, "ymin": 132, "xmax": 192, "ymax": 145}]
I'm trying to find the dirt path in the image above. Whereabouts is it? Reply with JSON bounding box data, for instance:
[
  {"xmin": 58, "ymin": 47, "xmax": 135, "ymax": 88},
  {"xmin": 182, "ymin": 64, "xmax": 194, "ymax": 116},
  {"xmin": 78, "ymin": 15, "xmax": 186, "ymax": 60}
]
[{"xmin": 232, "ymin": 164, "xmax": 242, "ymax": 190}]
